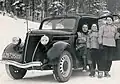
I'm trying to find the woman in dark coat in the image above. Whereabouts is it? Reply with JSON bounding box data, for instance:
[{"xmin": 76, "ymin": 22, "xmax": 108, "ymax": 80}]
[{"xmin": 99, "ymin": 17, "xmax": 117, "ymax": 78}]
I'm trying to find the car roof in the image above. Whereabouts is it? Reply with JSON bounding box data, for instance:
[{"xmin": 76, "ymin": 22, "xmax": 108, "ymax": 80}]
[
  {"xmin": 43, "ymin": 13, "xmax": 98, "ymax": 20},
  {"xmin": 43, "ymin": 14, "xmax": 120, "ymax": 21}
]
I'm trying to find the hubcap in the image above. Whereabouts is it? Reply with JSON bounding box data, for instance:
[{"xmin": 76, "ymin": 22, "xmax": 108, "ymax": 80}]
[
  {"xmin": 63, "ymin": 61, "xmax": 68, "ymax": 71},
  {"xmin": 59, "ymin": 54, "xmax": 71, "ymax": 77}
]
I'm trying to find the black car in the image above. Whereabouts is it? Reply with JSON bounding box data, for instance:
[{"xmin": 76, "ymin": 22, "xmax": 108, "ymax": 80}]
[{"xmin": 1, "ymin": 14, "xmax": 120, "ymax": 82}]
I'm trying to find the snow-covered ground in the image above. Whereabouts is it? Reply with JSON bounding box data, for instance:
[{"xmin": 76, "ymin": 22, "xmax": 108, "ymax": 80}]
[{"xmin": 0, "ymin": 14, "xmax": 120, "ymax": 84}]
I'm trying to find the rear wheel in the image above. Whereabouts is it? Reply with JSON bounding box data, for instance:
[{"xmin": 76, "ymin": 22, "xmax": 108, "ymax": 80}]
[
  {"xmin": 5, "ymin": 64, "xmax": 27, "ymax": 79},
  {"xmin": 53, "ymin": 50, "xmax": 73, "ymax": 82}
]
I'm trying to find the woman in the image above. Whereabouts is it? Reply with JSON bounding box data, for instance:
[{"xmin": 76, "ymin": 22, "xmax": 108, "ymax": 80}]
[
  {"xmin": 87, "ymin": 24, "xmax": 99, "ymax": 77},
  {"xmin": 99, "ymin": 17, "xmax": 117, "ymax": 78}
]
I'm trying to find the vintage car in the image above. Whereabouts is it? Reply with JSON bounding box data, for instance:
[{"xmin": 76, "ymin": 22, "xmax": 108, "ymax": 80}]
[{"xmin": 1, "ymin": 14, "xmax": 120, "ymax": 82}]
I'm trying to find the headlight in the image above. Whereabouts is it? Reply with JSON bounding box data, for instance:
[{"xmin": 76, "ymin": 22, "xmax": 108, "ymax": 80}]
[
  {"xmin": 12, "ymin": 37, "xmax": 21, "ymax": 45},
  {"xmin": 40, "ymin": 35, "xmax": 49, "ymax": 45}
]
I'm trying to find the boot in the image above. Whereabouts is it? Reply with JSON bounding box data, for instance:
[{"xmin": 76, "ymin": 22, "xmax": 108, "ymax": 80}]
[
  {"xmin": 104, "ymin": 71, "xmax": 111, "ymax": 77},
  {"xmin": 89, "ymin": 71, "xmax": 95, "ymax": 77},
  {"xmin": 82, "ymin": 57, "xmax": 87, "ymax": 72},
  {"xmin": 88, "ymin": 64, "xmax": 93, "ymax": 71},
  {"xmin": 89, "ymin": 64, "xmax": 95, "ymax": 77},
  {"xmin": 82, "ymin": 67, "xmax": 87, "ymax": 72},
  {"xmin": 98, "ymin": 71, "xmax": 103, "ymax": 78}
]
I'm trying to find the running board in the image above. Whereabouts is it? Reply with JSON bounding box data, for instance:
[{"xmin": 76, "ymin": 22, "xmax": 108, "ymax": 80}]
[{"xmin": 0, "ymin": 60, "xmax": 43, "ymax": 68}]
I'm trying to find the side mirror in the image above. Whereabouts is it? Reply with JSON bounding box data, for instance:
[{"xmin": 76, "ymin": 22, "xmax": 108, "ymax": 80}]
[{"xmin": 28, "ymin": 28, "xmax": 34, "ymax": 32}]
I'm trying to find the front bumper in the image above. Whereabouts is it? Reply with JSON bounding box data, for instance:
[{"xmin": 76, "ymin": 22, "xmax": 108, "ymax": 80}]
[{"xmin": 0, "ymin": 60, "xmax": 43, "ymax": 69}]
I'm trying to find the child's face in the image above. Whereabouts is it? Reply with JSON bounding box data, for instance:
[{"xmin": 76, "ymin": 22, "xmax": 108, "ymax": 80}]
[
  {"xmin": 91, "ymin": 24, "xmax": 98, "ymax": 31},
  {"xmin": 106, "ymin": 17, "xmax": 113, "ymax": 25},
  {"xmin": 82, "ymin": 25, "xmax": 88, "ymax": 33}
]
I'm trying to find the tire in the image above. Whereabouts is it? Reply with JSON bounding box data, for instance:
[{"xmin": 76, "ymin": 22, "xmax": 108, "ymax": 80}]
[
  {"xmin": 5, "ymin": 64, "xmax": 27, "ymax": 79},
  {"xmin": 53, "ymin": 50, "xmax": 73, "ymax": 82}
]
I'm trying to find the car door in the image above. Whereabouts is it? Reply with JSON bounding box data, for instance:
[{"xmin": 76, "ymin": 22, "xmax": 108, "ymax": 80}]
[{"xmin": 98, "ymin": 15, "xmax": 120, "ymax": 61}]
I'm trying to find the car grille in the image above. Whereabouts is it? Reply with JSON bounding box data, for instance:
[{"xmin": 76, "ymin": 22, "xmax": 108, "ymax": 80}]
[{"xmin": 23, "ymin": 34, "xmax": 45, "ymax": 63}]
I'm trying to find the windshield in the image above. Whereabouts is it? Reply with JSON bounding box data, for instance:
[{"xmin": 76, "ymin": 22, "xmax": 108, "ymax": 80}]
[{"xmin": 42, "ymin": 18, "xmax": 76, "ymax": 30}]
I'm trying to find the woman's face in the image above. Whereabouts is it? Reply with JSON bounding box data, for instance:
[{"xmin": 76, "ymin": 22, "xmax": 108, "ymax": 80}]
[
  {"xmin": 91, "ymin": 24, "xmax": 98, "ymax": 31},
  {"xmin": 82, "ymin": 25, "xmax": 88, "ymax": 33},
  {"xmin": 106, "ymin": 17, "xmax": 113, "ymax": 25}
]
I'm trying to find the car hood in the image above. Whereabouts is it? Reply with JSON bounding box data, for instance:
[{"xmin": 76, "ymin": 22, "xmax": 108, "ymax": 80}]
[{"xmin": 30, "ymin": 29, "xmax": 73, "ymax": 35}]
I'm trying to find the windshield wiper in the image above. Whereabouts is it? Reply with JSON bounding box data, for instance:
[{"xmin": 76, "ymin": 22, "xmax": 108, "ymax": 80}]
[
  {"xmin": 45, "ymin": 20, "xmax": 53, "ymax": 25},
  {"xmin": 57, "ymin": 18, "xmax": 65, "ymax": 24}
]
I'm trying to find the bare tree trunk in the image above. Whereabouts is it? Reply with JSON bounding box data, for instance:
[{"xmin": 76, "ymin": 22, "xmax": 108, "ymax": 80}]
[
  {"xmin": 44, "ymin": 0, "xmax": 48, "ymax": 17},
  {"xmin": 32, "ymin": 0, "xmax": 34, "ymax": 21},
  {"xmin": 4, "ymin": 0, "xmax": 6, "ymax": 11},
  {"xmin": 107, "ymin": 0, "xmax": 117, "ymax": 13}
]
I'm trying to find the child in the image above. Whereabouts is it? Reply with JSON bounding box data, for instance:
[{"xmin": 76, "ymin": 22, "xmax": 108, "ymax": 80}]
[
  {"xmin": 88, "ymin": 24, "xmax": 99, "ymax": 77},
  {"xmin": 76, "ymin": 24, "xmax": 89, "ymax": 71}
]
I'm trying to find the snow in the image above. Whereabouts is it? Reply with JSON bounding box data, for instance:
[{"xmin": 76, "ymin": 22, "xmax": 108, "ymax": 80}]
[
  {"xmin": 0, "ymin": 14, "xmax": 40, "ymax": 57},
  {"xmin": 0, "ymin": 14, "xmax": 120, "ymax": 84},
  {"xmin": 0, "ymin": 61, "xmax": 120, "ymax": 84}
]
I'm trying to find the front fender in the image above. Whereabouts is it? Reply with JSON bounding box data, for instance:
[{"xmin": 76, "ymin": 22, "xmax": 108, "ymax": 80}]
[
  {"xmin": 2, "ymin": 43, "xmax": 23, "ymax": 63},
  {"xmin": 47, "ymin": 41, "xmax": 70, "ymax": 64}
]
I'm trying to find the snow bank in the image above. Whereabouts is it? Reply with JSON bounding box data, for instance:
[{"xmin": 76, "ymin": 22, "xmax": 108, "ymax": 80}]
[{"xmin": 0, "ymin": 14, "xmax": 40, "ymax": 57}]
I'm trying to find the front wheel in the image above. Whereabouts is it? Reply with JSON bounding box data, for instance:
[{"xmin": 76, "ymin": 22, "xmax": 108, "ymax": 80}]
[
  {"xmin": 53, "ymin": 50, "xmax": 73, "ymax": 82},
  {"xmin": 5, "ymin": 64, "xmax": 27, "ymax": 79}
]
